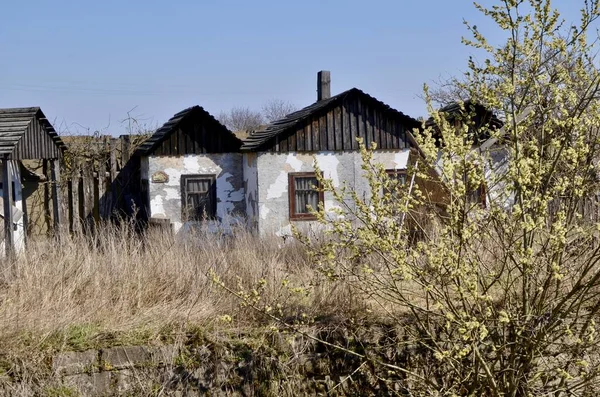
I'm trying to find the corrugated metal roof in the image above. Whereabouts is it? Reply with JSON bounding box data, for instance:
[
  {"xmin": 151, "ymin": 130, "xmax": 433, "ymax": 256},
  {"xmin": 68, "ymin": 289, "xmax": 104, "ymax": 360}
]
[
  {"xmin": 136, "ymin": 105, "xmax": 240, "ymax": 155},
  {"xmin": 240, "ymin": 88, "xmax": 420, "ymax": 151},
  {"xmin": 0, "ymin": 107, "xmax": 66, "ymax": 157}
]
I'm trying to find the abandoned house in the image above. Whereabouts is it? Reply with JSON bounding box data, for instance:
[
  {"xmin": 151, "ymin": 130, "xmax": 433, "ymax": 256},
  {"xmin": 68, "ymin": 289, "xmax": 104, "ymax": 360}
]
[
  {"xmin": 242, "ymin": 71, "xmax": 424, "ymax": 236},
  {"xmin": 0, "ymin": 107, "xmax": 66, "ymax": 255},
  {"xmin": 138, "ymin": 71, "xmax": 429, "ymax": 236},
  {"xmin": 426, "ymin": 100, "xmax": 505, "ymax": 208},
  {"xmin": 136, "ymin": 106, "xmax": 245, "ymax": 233}
]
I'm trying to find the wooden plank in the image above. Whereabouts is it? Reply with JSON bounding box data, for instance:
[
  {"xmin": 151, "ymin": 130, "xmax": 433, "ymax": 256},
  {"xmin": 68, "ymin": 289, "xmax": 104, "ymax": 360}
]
[
  {"xmin": 201, "ymin": 124, "xmax": 208, "ymax": 154},
  {"xmin": 77, "ymin": 169, "xmax": 85, "ymax": 231},
  {"xmin": 289, "ymin": 129, "xmax": 297, "ymax": 151},
  {"xmin": 320, "ymin": 113, "xmax": 329, "ymax": 151},
  {"xmin": 342, "ymin": 103, "xmax": 351, "ymax": 150},
  {"xmin": 332, "ymin": 108, "xmax": 340, "ymax": 150},
  {"xmin": 2, "ymin": 155, "xmax": 13, "ymax": 258},
  {"xmin": 121, "ymin": 135, "xmax": 131, "ymax": 166},
  {"xmin": 311, "ymin": 118, "xmax": 320, "ymax": 151},
  {"xmin": 304, "ymin": 121, "xmax": 313, "ymax": 151},
  {"xmin": 279, "ymin": 133, "xmax": 289, "ymax": 152},
  {"xmin": 35, "ymin": 119, "xmax": 41, "ymax": 159},
  {"xmin": 350, "ymin": 98, "xmax": 358, "ymax": 150},
  {"xmin": 109, "ymin": 139, "xmax": 117, "ymax": 216},
  {"xmin": 371, "ymin": 106, "xmax": 380, "ymax": 149},
  {"xmin": 185, "ymin": 126, "xmax": 193, "ymax": 155},
  {"xmin": 93, "ymin": 167, "xmax": 100, "ymax": 222},
  {"xmin": 43, "ymin": 160, "xmax": 51, "ymax": 232},
  {"xmin": 297, "ymin": 127, "xmax": 305, "ymax": 151},
  {"xmin": 191, "ymin": 123, "xmax": 198, "ymax": 154},
  {"xmin": 382, "ymin": 115, "xmax": 391, "ymax": 149},
  {"xmin": 99, "ymin": 162, "xmax": 108, "ymax": 219},
  {"xmin": 312, "ymin": 117, "xmax": 322, "ymax": 152},
  {"xmin": 67, "ymin": 179, "xmax": 74, "ymax": 233},
  {"xmin": 50, "ymin": 159, "xmax": 61, "ymax": 234},
  {"xmin": 173, "ymin": 126, "xmax": 180, "ymax": 155},
  {"xmin": 83, "ymin": 164, "xmax": 94, "ymax": 231},
  {"xmin": 392, "ymin": 120, "xmax": 399, "ymax": 149},
  {"xmin": 357, "ymin": 99, "xmax": 367, "ymax": 148},
  {"xmin": 365, "ymin": 103, "xmax": 373, "ymax": 148}
]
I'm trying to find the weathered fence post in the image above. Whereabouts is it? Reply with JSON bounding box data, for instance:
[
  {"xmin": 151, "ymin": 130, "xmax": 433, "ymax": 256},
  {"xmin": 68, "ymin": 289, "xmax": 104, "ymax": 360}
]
[
  {"xmin": 2, "ymin": 155, "xmax": 13, "ymax": 258},
  {"xmin": 51, "ymin": 159, "xmax": 61, "ymax": 235}
]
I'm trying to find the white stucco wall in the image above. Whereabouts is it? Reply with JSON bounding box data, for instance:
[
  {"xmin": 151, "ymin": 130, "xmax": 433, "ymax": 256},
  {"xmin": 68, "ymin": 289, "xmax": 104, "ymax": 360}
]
[
  {"xmin": 484, "ymin": 145, "xmax": 512, "ymax": 208},
  {"xmin": 144, "ymin": 154, "xmax": 245, "ymax": 234},
  {"xmin": 255, "ymin": 150, "xmax": 410, "ymax": 236},
  {"xmin": 243, "ymin": 153, "xmax": 259, "ymax": 232},
  {"xmin": 0, "ymin": 160, "xmax": 25, "ymax": 255}
]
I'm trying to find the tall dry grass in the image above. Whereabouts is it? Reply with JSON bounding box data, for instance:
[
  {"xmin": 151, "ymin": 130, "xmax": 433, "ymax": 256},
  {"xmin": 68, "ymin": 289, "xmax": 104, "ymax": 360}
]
[{"xmin": 0, "ymin": 224, "xmax": 356, "ymax": 354}]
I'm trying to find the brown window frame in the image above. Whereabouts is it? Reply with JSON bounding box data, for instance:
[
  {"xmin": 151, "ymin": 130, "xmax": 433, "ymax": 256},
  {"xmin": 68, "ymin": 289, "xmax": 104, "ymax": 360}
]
[
  {"xmin": 384, "ymin": 169, "xmax": 408, "ymax": 196},
  {"xmin": 288, "ymin": 172, "xmax": 324, "ymax": 221},
  {"xmin": 471, "ymin": 183, "xmax": 487, "ymax": 208},
  {"xmin": 181, "ymin": 174, "xmax": 217, "ymax": 221}
]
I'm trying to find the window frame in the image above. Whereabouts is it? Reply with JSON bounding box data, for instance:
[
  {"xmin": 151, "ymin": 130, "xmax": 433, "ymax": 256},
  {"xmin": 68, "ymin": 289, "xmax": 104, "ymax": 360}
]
[
  {"xmin": 384, "ymin": 169, "xmax": 408, "ymax": 196},
  {"xmin": 471, "ymin": 183, "xmax": 487, "ymax": 208},
  {"xmin": 288, "ymin": 172, "xmax": 324, "ymax": 221},
  {"xmin": 180, "ymin": 174, "xmax": 217, "ymax": 222}
]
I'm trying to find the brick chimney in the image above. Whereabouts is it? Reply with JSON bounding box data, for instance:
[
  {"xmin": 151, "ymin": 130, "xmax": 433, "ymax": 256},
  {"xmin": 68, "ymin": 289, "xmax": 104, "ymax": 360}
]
[{"xmin": 317, "ymin": 71, "xmax": 331, "ymax": 101}]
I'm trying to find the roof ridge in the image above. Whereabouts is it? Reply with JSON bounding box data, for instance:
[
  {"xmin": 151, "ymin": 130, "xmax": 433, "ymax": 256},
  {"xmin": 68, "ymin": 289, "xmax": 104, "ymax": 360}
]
[
  {"xmin": 240, "ymin": 87, "xmax": 419, "ymax": 151},
  {"xmin": 136, "ymin": 105, "xmax": 241, "ymax": 156}
]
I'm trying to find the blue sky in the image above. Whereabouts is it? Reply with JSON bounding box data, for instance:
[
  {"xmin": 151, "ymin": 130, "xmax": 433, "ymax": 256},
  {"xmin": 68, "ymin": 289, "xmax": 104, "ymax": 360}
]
[{"xmin": 0, "ymin": 0, "xmax": 585, "ymax": 135}]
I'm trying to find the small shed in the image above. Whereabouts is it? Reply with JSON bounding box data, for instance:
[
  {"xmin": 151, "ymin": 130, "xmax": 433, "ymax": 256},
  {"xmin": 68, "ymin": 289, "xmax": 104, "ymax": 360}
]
[
  {"xmin": 136, "ymin": 106, "xmax": 244, "ymax": 233},
  {"xmin": 0, "ymin": 107, "xmax": 66, "ymax": 255}
]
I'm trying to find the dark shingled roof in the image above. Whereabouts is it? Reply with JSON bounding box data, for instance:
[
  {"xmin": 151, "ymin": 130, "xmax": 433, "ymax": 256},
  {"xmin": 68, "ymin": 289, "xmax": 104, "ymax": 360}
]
[
  {"xmin": 136, "ymin": 105, "xmax": 241, "ymax": 155},
  {"xmin": 0, "ymin": 107, "xmax": 66, "ymax": 156},
  {"xmin": 240, "ymin": 88, "xmax": 420, "ymax": 151},
  {"xmin": 425, "ymin": 100, "xmax": 504, "ymax": 136}
]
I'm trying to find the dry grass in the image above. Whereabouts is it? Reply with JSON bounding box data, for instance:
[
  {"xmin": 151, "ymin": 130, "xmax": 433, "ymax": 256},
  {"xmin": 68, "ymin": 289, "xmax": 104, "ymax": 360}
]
[{"xmin": 0, "ymin": 224, "xmax": 359, "ymax": 355}]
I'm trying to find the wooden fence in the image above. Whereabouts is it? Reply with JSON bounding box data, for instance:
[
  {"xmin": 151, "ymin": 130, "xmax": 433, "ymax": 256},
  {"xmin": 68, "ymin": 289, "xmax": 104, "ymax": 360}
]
[{"xmin": 26, "ymin": 134, "xmax": 146, "ymax": 236}]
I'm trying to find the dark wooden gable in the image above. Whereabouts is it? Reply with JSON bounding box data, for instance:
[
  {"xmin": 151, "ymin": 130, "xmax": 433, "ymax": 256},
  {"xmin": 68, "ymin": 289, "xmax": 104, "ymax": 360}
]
[
  {"xmin": 241, "ymin": 89, "xmax": 420, "ymax": 153},
  {"xmin": 0, "ymin": 107, "xmax": 66, "ymax": 160},
  {"xmin": 14, "ymin": 113, "xmax": 63, "ymax": 159},
  {"xmin": 138, "ymin": 106, "xmax": 242, "ymax": 156},
  {"xmin": 425, "ymin": 101, "xmax": 503, "ymax": 146}
]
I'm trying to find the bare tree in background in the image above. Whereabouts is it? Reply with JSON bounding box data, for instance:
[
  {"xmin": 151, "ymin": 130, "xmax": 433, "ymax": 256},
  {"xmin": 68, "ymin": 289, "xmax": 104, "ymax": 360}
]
[
  {"xmin": 262, "ymin": 99, "xmax": 297, "ymax": 122},
  {"xmin": 217, "ymin": 107, "xmax": 264, "ymax": 132},
  {"xmin": 422, "ymin": 74, "xmax": 469, "ymax": 107},
  {"xmin": 218, "ymin": 100, "xmax": 298, "ymax": 132}
]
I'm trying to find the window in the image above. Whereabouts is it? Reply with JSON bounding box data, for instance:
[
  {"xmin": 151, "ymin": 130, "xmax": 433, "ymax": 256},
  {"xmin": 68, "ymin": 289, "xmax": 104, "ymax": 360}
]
[
  {"xmin": 288, "ymin": 172, "xmax": 324, "ymax": 220},
  {"xmin": 385, "ymin": 169, "xmax": 408, "ymax": 196},
  {"xmin": 469, "ymin": 183, "xmax": 487, "ymax": 208},
  {"xmin": 463, "ymin": 166, "xmax": 487, "ymax": 208},
  {"xmin": 181, "ymin": 174, "xmax": 217, "ymax": 221}
]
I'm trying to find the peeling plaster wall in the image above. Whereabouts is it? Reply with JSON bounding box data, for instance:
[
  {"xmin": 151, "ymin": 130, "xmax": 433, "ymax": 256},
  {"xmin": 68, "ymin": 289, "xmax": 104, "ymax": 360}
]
[
  {"xmin": 242, "ymin": 153, "xmax": 259, "ymax": 232},
  {"xmin": 486, "ymin": 146, "xmax": 513, "ymax": 208},
  {"xmin": 146, "ymin": 154, "xmax": 245, "ymax": 233},
  {"xmin": 255, "ymin": 150, "xmax": 410, "ymax": 237}
]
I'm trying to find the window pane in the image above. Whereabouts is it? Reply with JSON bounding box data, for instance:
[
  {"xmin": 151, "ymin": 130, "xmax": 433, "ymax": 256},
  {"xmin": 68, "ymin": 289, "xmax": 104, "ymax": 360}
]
[
  {"xmin": 183, "ymin": 176, "xmax": 215, "ymax": 221},
  {"xmin": 187, "ymin": 179, "xmax": 211, "ymax": 193},
  {"xmin": 388, "ymin": 172, "xmax": 406, "ymax": 185},
  {"xmin": 294, "ymin": 176, "xmax": 319, "ymax": 214},
  {"xmin": 295, "ymin": 176, "xmax": 317, "ymax": 191},
  {"xmin": 187, "ymin": 192, "xmax": 211, "ymax": 219}
]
